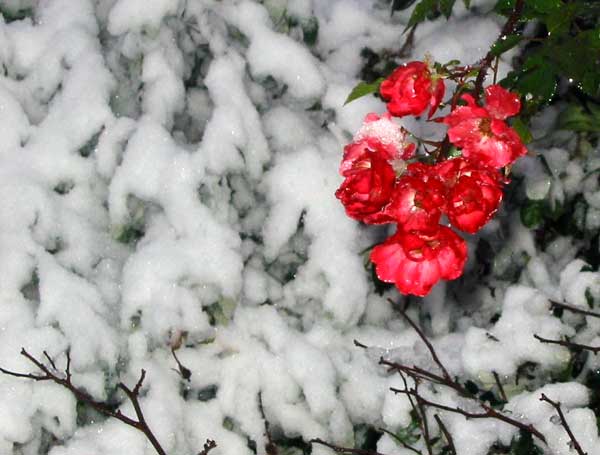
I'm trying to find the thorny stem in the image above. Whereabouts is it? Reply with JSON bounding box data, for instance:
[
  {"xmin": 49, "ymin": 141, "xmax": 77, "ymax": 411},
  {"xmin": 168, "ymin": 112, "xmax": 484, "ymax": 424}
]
[
  {"xmin": 539, "ymin": 394, "xmax": 587, "ymax": 455},
  {"xmin": 534, "ymin": 334, "xmax": 600, "ymax": 355},
  {"xmin": 0, "ymin": 348, "xmax": 217, "ymax": 455},
  {"xmin": 473, "ymin": 0, "xmax": 525, "ymax": 100}
]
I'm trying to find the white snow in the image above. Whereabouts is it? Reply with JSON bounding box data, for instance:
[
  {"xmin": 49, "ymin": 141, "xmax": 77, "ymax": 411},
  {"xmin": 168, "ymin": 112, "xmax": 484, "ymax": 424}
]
[{"xmin": 0, "ymin": 1, "xmax": 597, "ymax": 455}]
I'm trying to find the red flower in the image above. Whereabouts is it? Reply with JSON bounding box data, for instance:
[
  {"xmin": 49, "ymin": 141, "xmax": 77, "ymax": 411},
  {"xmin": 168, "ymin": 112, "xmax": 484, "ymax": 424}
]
[
  {"xmin": 434, "ymin": 158, "xmax": 505, "ymax": 233},
  {"xmin": 371, "ymin": 226, "xmax": 467, "ymax": 296},
  {"xmin": 380, "ymin": 61, "xmax": 445, "ymax": 118},
  {"xmin": 335, "ymin": 150, "xmax": 397, "ymax": 224},
  {"xmin": 442, "ymin": 85, "xmax": 526, "ymax": 168},
  {"xmin": 339, "ymin": 137, "xmax": 398, "ymax": 176},
  {"xmin": 384, "ymin": 163, "xmax": 446, "ymax": 232}
]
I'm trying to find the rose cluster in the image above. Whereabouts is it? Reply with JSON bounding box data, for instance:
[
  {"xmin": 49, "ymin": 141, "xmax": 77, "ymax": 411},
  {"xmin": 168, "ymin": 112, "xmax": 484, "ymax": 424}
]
[{"xmin": 336, "ymin": 61, "xmax": 527, "ymax": 296}]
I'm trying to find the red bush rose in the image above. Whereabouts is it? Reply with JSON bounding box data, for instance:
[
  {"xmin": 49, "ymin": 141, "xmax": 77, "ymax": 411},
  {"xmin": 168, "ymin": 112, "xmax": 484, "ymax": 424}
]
[
  {"xmin": 370, "ymin": 226, "xmax": 467, "ymax": 296},
  {"xmin": 335, "ymin": 150, "xmax": 397, "ymax": 224},
  {"xmin": 442, "ymin": 85, "xmax": 526, "ymax": 168},
  {"xmin": 380, "ymin": 61, "xmax": 445, "ymax": 119}
]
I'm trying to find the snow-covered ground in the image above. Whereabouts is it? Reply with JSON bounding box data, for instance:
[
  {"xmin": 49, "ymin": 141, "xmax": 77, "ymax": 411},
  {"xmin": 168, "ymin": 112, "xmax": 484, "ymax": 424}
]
[{"xmin": 0, "ymin": 0, "xmax": 599, "ymax": 454}]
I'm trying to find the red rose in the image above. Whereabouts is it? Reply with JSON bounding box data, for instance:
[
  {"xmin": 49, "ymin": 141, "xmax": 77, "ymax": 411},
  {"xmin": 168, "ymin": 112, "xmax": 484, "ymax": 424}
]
[
  {"xmin": 339, "ymin": 137, "xmax": 397, "ymax": 176},
  {"xmin": 433, "ymin": 158, "xmax": 505, "ymax": 233},
  {"xmin": 380, "ymin": 61, "xmax": 445, "ymax": 118},
  {"xmin": 335, "ymin": 150, "xmax": 397, "ymax": 224},
  {"xmin": 442, "ymin": 85, "xmax": 526, "ymax": 168},
  {"xmin": 370, "ymin": 226, "xmax": 467, "ymax": 296},
  {"xmin": 384, "ymin": 163, "xmax": 446, "ymax": 232}
]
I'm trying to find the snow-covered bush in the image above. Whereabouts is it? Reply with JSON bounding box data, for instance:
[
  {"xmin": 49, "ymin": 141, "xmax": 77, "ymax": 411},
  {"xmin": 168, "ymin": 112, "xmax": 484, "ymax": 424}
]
[{"xmin": 0, "ymin": 0, "xmax": 598, "ymax": 454}]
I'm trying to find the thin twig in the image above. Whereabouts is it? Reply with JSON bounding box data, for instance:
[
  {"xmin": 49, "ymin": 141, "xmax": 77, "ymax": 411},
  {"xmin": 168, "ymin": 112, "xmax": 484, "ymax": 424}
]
[
  {"xmin": 0, "ymin": 349, "xmax": 172, "ymax": 455},
  {"xmin": 388, "ymin": 299, "xmax": 452, "ymax": 383},
  {"xmin": 171, "ymin": 348, "xmax": 192, "ymax": 381},
  {"xmin": 473, "ymin": 0, "xmax": 525, "ymax": 99},
  {"xmin": 534, "ymin": 334, "xmax": 600, "ymax": 355},
  {"xmin": 259, "ymin": 392, "xmax": 278, "ymax": 455},
  {"xmin": 310, "ymin": 438, "xmax": 385, "ymax": 455},
  {"xmin": 391, "ymin": 388, "xmax": 546, "ymax": 443},
  {"xmin": 550, "ymin": 300, "xmax": 600, "ymax": 319},
  {"xmin": 198, "ymin": 439, "xmax": 217, "ymax": 455},
  {"xmin": 492, "ymin": 371, "xmax": 508, "ymax": 403},
  {"xmin": 415, "ymin": 392, "xmax": 433, "ymax": 455},
  {"xmin": 397, "ymin": 25, "xmax": 417, "ymax": 58},
  {"xmin": 539, "ymin": 394, "xmax": 587, "ymax": 455},
  {"xmin": 379, "ymin": 428, "xmax": 421, "ymax": 455},
  {"xmin": 434, "ymin": 414, "xmax": 456, "ymax": 455}
]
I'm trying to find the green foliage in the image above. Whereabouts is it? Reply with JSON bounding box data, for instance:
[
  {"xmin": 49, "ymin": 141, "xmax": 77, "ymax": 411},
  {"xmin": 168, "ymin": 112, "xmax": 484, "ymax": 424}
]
[
  {"xmin": 0, "ymin": 6, "xmax": 32, "ymax": 22},
  {"xmin": 406, "ymin": 0, "xmax": 458, "ymax": 29},
  {"xmin": 558, "ymin": 102, "xmax": 600, "ymax": 133},
  {"xmin": 490, "ymin": 33, "xmax": 523, "ymax": 57},
  {"xmin": 520, "ymin": 199, "xmax": 546, "ymax": 228},
  {"xmin": 498, "ymin": 0, "xmax": 600, "ymax": 110},
  {"xmin": 344, "ymin": 78, "xmax": 384, "ymax": 105},
  {"xmin": 511, "ymin": 117, "xmax": 533, "ymax": 143}
]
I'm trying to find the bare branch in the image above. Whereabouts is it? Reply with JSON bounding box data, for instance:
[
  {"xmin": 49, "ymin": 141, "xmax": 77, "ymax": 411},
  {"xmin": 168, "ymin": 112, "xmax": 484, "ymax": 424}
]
[
  {"xmin": 310, "ymin": 438, "xmax": 385, "ymax": 455},
  {"xmin": 534, "ymin": 334, "xmax": 600, "ymax": 355},
  {"xmin": 473, "ymin": 0, "xmax": 525, "ymax": 99},
  {"xmin": 434, "ymin": 414, "xmax": 456, "ymax": 455},
  {"xmin": 172, "ymin": 348, "xmax": 192, "ymax": 381},
  {"xmin": 550, "ymin": 300, "xmax": 600, "ymax": 319},
  {"xmin": 379, "ymin": 428, "xmax": 421, "ymax": 455},
  {"xmin": 388, "ymin": 299, "xmax": 452, "ymax": 384},
  {"xmin": 492, "ymin": 371, "xmax": 508, "ymax": 403},
  {"xmin": 539, "ymin": 394, "xmax": 587, "ymax": 455},
  {"xmin": 198, "ymin": 439, "xmax": 217, "ymax": 455},
  {"xmin": 0, "ymin": 349, "xmax": 172, "ymax": 455},
  {"xmin": 390, "ymin": 388, "xmax": 546, "ymax": 444}
]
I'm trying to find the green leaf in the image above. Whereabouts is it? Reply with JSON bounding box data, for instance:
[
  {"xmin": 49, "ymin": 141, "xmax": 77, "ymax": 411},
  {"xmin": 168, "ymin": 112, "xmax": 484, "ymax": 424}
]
[
  {"xmin": 391, "ymin": 0, "xmax": 418, "ymax": 14},
  {"xmin": 301, "ymin": 17, "xmax": 319, "ymax": 46},
  {"xmin": 490, "ymin": 33, "xmax": 522, "ymax": 57},
  {"xmin": 520, "ymin": 199, "xmax": 545, "ymax": 228},
  {"xmin": 514, "ymin": 57, "xmax": 557, "ymax": 105},
  {"xmin": 557, "ymin": 103, "xmax": 600, "ymax": 133},
  {"xmin": 440, "ymin": 0, "xmax": 456, "ymax": 18},
  {"xmin": 512, "ymin": 117, "xmax": 533, "ymax": 143},
  {"xmin": 463, "ymin": 0, "xmax": 471, "ymax": 8},
  {"xmin": 344, "ymin": 78, "xmax": 384, "ymax": 105},
  {"xmin": 407, "ymin": 0, "xmax": 437, "ymax": 28}
]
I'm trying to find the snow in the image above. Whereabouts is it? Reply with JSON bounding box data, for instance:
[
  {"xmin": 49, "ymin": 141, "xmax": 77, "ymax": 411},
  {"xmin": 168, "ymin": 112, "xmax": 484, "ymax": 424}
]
[{"xmin": 0, "ymin": 0, "xmax": 597, "ymax": 454}]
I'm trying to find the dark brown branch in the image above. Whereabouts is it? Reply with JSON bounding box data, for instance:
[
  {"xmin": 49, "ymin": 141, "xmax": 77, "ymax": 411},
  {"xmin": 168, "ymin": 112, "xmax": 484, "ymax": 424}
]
[
  {"xmin": 534, "ymin": 334, "xmax": 600, "ymax": 355},
  {"xmin": 171, "ymin": 348, "xmax": 192, "ymax": 381},
  {"xmin": 550, "ymin": 300, "xmax": 600, "ymax": 319},
  {"xmin": 198, "ymin": 439, "xmax": 217, "ymax": 455},
  {"xmin": 415, "ymin": 392, "xmax": 433, "ymax": 455},
  {"xmin": 434, "ymin": 414, "xmax": 456, "ymax": 455},
  {"xmin": 539, "ymin": 394, "xmax": 587, "ymax": 455},
  {"xmin": 391, "ymin": 388, "xmax": 546, "ymax": 443},
  {"xmin": 0, "ymin": 349, "xmax": 170, "ymax": 455},
  {"xmin": 379, "ymin": 428, "xmax": 421, "ymax": 455},
  {"xmin": 310, "ymin": 438, "xmax": 385, "ymax": 455},
  {"xmin": 388, "ymin": 299, "xmax": 452, "ymax": 383},
  {"xmin": 492, "ymin": 371, "xmax": 508, "ymax": 403},
  {"xmin": 473, "ymin": 0, "xmax": 525, "ymax": 99},
  {"xmin": 259, "ymin": 392, "xmax": 278, "ymax": 455}
]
